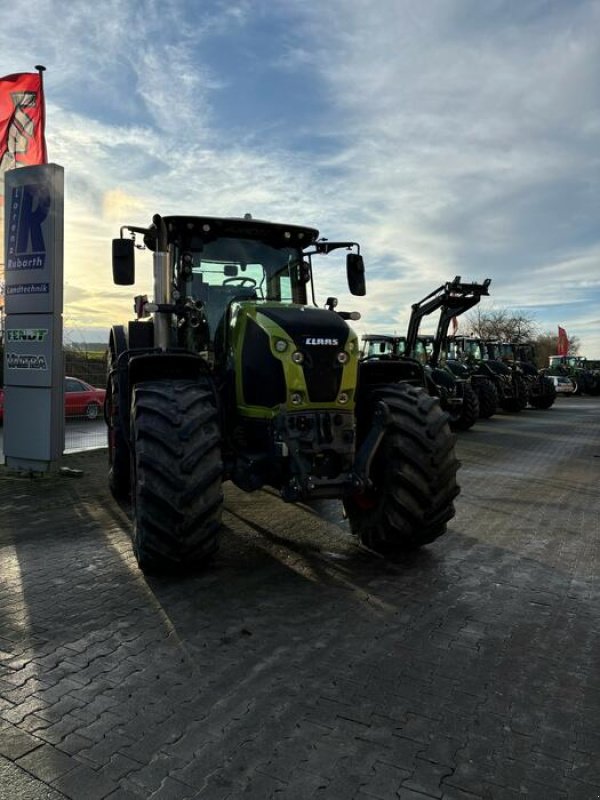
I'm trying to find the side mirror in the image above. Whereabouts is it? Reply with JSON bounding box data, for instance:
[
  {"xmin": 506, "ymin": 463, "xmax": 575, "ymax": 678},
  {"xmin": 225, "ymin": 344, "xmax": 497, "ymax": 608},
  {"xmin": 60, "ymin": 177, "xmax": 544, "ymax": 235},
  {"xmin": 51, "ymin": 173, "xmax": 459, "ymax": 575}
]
[
  {"xmin": 112, "ymin": 238, "xmax": 135, "ymax": 285},
  {"xmin": 347, "ymin": 253, "xmax": 366, "ymax": 296}
]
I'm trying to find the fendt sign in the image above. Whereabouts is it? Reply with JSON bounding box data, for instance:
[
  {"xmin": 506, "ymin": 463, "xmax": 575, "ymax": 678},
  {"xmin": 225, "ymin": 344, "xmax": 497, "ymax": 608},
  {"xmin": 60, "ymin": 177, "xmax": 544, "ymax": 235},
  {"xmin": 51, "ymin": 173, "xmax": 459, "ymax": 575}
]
[{"xmin": 3, "ymin": 163, "xmax": 64, "ymax": 471}]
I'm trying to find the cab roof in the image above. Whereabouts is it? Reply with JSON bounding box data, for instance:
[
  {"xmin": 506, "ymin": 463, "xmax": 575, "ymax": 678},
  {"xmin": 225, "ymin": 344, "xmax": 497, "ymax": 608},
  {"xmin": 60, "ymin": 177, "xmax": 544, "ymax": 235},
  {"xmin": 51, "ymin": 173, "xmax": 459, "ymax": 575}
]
[{"xmin": 148, "ymin": 215, "xmax": 320, "ymax": 250}]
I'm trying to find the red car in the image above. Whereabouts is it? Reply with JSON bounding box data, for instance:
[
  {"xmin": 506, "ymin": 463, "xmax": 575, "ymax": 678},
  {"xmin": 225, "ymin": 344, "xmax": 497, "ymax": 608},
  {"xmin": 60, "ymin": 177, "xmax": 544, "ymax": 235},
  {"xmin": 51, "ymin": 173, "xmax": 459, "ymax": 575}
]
[
  {"xmin": 64, "ymin": 377, "xmax": 106, "ymax": 420},
  {"xmin": 0, "ymin": 377, "xmax": 106, "ymax": 423}
]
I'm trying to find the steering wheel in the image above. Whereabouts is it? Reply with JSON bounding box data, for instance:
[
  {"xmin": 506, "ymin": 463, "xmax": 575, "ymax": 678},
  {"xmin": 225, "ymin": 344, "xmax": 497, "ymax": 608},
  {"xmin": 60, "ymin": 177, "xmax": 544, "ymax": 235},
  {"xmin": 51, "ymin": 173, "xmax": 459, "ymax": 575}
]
[{"xmin": 222, "ymin": 276, "xmax": 257, "ymax": 287}]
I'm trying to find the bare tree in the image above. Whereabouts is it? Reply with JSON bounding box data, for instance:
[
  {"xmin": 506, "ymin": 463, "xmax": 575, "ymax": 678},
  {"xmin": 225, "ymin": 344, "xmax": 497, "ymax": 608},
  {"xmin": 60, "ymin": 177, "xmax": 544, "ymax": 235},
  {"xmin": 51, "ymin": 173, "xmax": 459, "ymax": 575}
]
[
  {"xmin": 534, "ymin": 331, "xmax": 580, "ymax": 368},
  {"xmin": 464, "ymin": 308, "xmax": 539, "ymax": 341},
  {"xmin": 461, "ymin": 309, "xmax": 583, "ymax": 368}
]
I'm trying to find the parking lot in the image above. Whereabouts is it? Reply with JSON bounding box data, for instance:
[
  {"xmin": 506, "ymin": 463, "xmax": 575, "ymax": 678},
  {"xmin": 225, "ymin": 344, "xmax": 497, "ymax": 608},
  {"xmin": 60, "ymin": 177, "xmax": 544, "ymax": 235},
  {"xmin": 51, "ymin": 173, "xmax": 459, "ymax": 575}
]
[{"xmin": 0, "ymin": 397, "xmax": 599, "ymax": 799}]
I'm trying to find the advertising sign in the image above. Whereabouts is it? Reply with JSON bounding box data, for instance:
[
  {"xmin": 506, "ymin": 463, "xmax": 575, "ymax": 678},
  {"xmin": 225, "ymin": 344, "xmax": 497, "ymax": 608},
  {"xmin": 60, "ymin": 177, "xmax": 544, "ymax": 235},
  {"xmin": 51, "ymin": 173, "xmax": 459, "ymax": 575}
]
[
  {"xmin": 4, "ymin": 164, "xmax": 63, "ymax": 314},
  {"xmin": 3, "ymin": 163, "xmax": 64, "ymax": 471}
]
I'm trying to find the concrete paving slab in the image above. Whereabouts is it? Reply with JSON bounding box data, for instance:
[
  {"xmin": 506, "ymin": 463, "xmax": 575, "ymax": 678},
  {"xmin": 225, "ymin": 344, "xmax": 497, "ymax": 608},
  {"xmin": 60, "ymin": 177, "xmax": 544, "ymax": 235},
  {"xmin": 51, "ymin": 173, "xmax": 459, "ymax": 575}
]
[{"xmin": 0, "ymin": 397, "xmax": 599, "ymax": 799}]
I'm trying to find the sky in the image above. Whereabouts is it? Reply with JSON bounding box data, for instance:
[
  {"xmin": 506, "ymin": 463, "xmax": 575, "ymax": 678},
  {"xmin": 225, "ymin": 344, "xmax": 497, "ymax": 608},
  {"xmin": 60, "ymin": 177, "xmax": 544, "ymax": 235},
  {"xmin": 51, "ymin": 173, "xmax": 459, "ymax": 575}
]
[{"xmin": 1, "ymin": 0, "xmax": 599, "ymax": 355}]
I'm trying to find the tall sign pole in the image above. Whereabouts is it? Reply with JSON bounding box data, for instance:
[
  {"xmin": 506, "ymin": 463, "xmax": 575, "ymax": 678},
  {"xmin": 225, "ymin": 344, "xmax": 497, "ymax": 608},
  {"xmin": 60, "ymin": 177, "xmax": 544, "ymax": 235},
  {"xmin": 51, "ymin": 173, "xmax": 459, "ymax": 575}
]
[{"xmin": 3, "ymin": 163, "xmax": 64, "ymax": 471}]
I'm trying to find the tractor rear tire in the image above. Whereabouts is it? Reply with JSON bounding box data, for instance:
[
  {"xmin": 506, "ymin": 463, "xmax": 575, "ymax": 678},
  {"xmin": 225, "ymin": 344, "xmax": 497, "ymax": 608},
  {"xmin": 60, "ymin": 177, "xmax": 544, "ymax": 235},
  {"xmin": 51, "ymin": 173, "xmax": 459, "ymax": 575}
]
[
  {"xmin": 529, "ymin": 376, "xmax": 557, "ymax": 409},
  {"xmin": 345, "ymin": 383, "xmax": 460, "ymax": 554},
  {"xmin": 131, "ymin": 378, "xmax": 223, "ymax": 572},
  {"xmin": 473, "ymin": 379, "xmax": 498, "ymax": 419},
  {"xmin": 450, "ymin": 382, "xmax": 479, "ymax": 431}
]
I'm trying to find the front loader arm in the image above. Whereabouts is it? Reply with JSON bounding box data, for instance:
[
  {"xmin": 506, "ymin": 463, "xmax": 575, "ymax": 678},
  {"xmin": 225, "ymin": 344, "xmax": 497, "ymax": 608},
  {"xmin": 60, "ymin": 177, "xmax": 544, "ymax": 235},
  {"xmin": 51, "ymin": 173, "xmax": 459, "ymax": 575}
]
[{"xmin": 406, "ymin": 276, "xmax": 491, "ymax": 366}]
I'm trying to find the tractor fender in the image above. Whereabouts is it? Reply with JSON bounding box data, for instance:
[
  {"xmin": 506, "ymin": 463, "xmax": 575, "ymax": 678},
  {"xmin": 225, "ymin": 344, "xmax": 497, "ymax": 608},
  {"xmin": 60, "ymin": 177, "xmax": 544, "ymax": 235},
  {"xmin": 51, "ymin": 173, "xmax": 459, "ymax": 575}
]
[{"xmin": 128, "ymin": 352, "xmax": 211, "ymax": 395}]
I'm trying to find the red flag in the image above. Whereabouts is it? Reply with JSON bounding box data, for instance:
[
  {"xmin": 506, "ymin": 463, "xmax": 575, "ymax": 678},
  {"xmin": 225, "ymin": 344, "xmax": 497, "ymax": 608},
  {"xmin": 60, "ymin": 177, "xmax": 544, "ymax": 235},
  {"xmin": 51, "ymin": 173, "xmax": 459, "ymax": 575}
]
[
  {"xmin": 557, "ymin": 326, "xmax": 569, "ymax": 356},
  {"xmin": 0, "ymin": 71, "xmax": 47, "ymax": 174}
]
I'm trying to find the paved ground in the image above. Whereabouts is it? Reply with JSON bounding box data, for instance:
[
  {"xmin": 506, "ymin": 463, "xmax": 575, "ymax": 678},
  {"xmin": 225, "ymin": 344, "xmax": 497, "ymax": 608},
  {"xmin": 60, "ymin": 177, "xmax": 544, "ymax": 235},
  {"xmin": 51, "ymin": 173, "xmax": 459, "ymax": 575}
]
[{"xmin": 0, "ymin": 397, "xmax": 599, "ymax": 800}]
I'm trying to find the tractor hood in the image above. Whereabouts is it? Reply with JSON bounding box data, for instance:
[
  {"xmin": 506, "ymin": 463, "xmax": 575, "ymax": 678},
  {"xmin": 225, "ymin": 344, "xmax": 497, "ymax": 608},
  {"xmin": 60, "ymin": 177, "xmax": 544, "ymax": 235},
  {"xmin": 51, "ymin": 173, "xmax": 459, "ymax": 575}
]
[
  {"xmin": 258, "ymin": 305, "xmax": 351, "ymax": 350},
  {"xmin": 229, "ymin": 303, "xmax": 359, "ymax": 418}
]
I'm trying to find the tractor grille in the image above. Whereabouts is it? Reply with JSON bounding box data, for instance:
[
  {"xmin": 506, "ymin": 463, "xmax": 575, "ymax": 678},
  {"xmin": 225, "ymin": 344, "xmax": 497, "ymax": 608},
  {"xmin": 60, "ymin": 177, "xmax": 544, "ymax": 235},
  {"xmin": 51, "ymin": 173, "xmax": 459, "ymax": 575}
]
[{"xmin": 302, "ymin": 347, "xmax": 343, "ymax": 402}]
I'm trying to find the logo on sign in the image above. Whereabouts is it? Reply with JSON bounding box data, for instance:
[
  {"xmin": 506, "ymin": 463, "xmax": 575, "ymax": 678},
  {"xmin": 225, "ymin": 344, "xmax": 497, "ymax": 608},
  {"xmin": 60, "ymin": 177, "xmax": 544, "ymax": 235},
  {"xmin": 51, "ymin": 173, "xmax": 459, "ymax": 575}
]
[
  {"xmin": 7, "ymin": 329, "xmax": 48, "ymax": 342},
  {"xmin": 6, "ymin": 353, "xmax": 48, "ymax": 370},
  {"xmin": 5, "ymin": 283, "xmax": 49, "ymax": 296},
  {"xmin": 6, "ymin": 184, "xmax": 50, "ymax": 271}
]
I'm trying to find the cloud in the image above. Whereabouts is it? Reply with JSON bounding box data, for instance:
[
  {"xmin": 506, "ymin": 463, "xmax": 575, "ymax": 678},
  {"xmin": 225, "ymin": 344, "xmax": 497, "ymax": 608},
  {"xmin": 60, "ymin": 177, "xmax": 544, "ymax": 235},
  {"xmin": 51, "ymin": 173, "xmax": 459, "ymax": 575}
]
[
  {"xmin": 281, "ymin": 0, "xmax": 600, "ymax": 351},
  {"xmin": 2, "ymin": 0, "xmax": 599, "ymax": 354},
  {"xmin": 102, "ymin": 188, "xmax": 148, "ymax": 222}
]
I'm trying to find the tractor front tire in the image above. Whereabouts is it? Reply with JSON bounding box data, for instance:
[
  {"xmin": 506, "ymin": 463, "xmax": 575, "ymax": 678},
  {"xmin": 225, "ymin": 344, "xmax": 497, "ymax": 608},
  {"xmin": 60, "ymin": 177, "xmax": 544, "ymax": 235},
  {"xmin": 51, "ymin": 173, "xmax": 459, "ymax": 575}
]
[
  {"xmin": 345, "ymin": 383, "xmax": 460, "ymax": 554},
  {"xmin": 529, "ymin": 376, "xmax": 557, "ymax": 409},
  {"xmin": 500, "ymin": 377, "xmax": 527, "ymax": 412},
  {"xmin": 131, "ymin": 378, "xmax": 223, "ymax": 572}
]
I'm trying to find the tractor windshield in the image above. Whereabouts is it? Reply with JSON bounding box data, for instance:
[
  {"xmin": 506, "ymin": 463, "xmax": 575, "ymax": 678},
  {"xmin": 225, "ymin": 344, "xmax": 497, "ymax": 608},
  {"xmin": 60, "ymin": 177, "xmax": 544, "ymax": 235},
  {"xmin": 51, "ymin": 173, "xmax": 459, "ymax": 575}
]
[
  {"xmin": 361, "ymin": 338, "xmax": 403, "ymax": 359},
  {"xmin": 413, "ymin": 340, "xmax": 430, "ymax": 365},
  {"xmin": 182, "ymin": 237, "xmax": 307, "ymax": 303},
  {"xmin": 498, "ymin": 344, "xmax": 514, "ymax": 360},
  {"xmin": 449, "ymin": 339, "xmax": 483, "ymax": 361}
]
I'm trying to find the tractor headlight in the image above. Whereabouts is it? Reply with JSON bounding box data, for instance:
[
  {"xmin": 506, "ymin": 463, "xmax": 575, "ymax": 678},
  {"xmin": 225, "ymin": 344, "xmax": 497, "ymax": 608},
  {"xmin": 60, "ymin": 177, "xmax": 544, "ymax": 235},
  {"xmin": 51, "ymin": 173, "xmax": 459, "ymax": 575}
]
[
  {"xmin": 290, "ymin": 392, "xmax": 304, "ymax": 406},
  {"xmin": 338, "ymin": 392, "xmax": 349, "ymax": 404},
  {"xmin": 274, "ymin": 339, "xmax": 288, "ymax": 353},
  {"xmin": 337, "ymin": 351, "xmax": 349, "ymax": 364},
  {"xmin": 291, "ymin": 351, "xmax": 304, "ymax": 364}
]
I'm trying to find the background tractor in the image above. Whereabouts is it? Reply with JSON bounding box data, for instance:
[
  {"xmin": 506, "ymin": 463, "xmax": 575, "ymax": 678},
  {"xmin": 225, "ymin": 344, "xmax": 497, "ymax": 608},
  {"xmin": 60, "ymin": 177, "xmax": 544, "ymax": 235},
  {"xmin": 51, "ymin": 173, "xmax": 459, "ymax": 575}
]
[
  {"xmin": 545, "ymin": 355, "xmax": 600, "ymax": 396},
  {"xmin": 106, "ymin": 213, "xmax": 460, "ymax": 571},
  {"xmin": 447, "ymin": 336, "xmax": 527, "ymax": 413},
  {"xmin": 361, "ymin": 278, "xmax": 497, "ymax": 428},
  {"xmin": 497, "ymin": 342, "xmax": 556, "ymax": 409},
  {"xmin": 403, "ymin": 277, "xmax": 493, "ymax": 430},
  {"xmin": 361, "ymin": 332, "xmax": 478, "ymax": 430}
]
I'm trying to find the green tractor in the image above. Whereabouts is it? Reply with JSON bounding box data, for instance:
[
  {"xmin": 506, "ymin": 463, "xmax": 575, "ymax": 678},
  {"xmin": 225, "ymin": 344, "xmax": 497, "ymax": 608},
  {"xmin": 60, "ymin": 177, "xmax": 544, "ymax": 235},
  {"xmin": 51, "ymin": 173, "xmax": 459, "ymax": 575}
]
[
  {"xmin": 499, "ymin": 342, "xmax": 556, "ymax": 409},
  {"xmin": 545, "ymin": 355, "xmax": 600, "ymax": 396},
  {"xmin": 361, "ymin": 277, "xmax": 493, "ymax": 431},
  {"xmin": 106, "ymin": 213, "xmax": 460, "ymax": 572},
  {"xmin": 360, "ymin": 333, "xmax": 478, "ymax": 429},
  {"xmin": 447, "ymin": 336, "xmax": 526, "ymax": 413},
  {"xmin": 403, "ymin": 277, "xmax": 493, "ymax": 430}
]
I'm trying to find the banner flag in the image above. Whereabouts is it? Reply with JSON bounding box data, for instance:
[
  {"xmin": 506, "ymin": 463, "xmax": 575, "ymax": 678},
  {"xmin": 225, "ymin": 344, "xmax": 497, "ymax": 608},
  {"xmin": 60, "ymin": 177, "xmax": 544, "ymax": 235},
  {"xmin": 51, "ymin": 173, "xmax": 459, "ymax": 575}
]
[
  {"xmin": 0, "ymin": 71, "xmax": 47, "ymax": 175},
  {"xmin": 0, "ymin": 69, "xmax": 47, "ymax": 321},
  {"xmin": 557, "ymin": 326, "xmax": 569, "ymax": 357}
]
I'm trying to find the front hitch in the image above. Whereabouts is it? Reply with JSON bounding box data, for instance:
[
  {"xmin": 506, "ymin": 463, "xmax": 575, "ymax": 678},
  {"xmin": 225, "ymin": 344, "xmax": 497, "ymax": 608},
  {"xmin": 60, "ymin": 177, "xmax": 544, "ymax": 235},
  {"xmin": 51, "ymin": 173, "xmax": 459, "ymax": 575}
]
[{"xmin": 351, "ymin": 400, "xmax": 392, "ymax": 490}]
